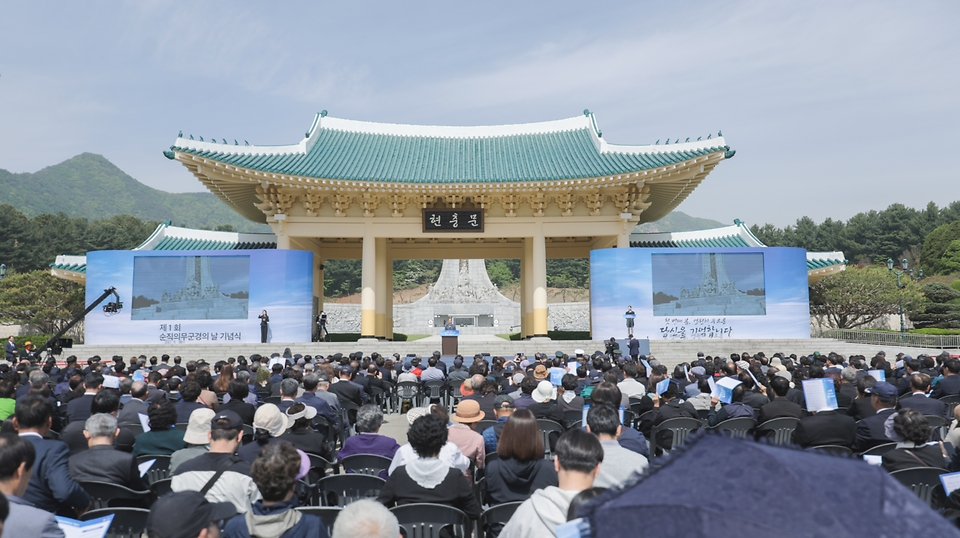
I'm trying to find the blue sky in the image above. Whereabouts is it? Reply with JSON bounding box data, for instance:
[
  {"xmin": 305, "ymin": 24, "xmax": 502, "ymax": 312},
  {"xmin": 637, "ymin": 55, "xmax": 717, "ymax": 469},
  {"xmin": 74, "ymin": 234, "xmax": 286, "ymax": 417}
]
[{"xmin": 2, "ymin": 2, "xmax": 958, "ymax": 226}]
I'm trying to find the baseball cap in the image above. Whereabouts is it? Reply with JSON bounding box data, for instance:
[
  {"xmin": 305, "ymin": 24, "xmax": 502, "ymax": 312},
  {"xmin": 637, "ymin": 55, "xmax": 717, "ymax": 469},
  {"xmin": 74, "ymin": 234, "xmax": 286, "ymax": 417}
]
[
  {"xmin": 210, "ymin": 410, "xmax": 243, "ymax": 432},
  {"xmin": 184, "ymin": 408, "xmax": 217, "ymax": 444},
  {"xmin": 494, "ymin": 394, "xmax": 516, "ymax": 409},
  {"xmin": 147, "ymin": 491, "xmax": 236, "ymax": 538},
  {"xmin": 866, "ymin": 381, "xmax": 897, "ymax": 399}
]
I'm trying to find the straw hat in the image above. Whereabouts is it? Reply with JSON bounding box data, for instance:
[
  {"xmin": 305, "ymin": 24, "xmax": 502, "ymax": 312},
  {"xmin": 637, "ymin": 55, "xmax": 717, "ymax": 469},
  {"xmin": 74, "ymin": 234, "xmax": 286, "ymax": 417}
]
[{"xmin": 452, "ymin": 400, "xmax": 484, "ymax": 423}]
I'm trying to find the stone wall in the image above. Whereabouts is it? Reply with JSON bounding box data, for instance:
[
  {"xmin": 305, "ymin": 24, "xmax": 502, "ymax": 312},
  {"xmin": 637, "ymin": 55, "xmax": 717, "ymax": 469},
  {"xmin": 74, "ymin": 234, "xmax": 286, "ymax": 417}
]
[{"xmin": 547, "ymin": 302, "xmax": 590, "ymax": 332}]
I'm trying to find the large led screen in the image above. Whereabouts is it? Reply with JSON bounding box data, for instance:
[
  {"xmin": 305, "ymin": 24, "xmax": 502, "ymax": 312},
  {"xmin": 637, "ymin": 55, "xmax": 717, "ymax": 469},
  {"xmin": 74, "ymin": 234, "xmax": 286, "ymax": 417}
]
[
  {"xmin": 86, "ymin": 249, "xmax": 313, "ymax": 344},
  {"xmin": 591, "ymin": 247, "xmax": 809, "ymax": 340}
]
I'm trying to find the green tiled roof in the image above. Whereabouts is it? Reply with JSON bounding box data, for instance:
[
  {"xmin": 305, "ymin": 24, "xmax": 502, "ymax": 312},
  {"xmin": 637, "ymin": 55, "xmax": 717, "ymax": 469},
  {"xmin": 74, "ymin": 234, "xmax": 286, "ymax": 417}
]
[
  {"xmin": 151, "ymin": 237, "xmax": 275, "ymax": 251},
  {"xmin": 630, "ymin": 234, "xmax": 752, "ymax": 249},
  {"xmin": 807, "ymin": 257, "xmax": 845, "ymax": 270},
  {"xmin": 50, "ymin": 262, "xmax": 86, "ymax": 273},
  {"xmin": 171, "ymin": 115, "xmax": 729, "ymax": 183}
]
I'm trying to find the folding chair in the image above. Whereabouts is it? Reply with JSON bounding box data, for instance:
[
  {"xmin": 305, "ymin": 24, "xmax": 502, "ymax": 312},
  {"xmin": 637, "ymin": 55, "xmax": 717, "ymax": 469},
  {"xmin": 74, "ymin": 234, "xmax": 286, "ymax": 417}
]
[
  {"xmin": 537, "ymin": 419, "xmax": 565, "ymax": 458},
  {"xmin": 708, "ymin": 417, "xmax": 757, "ymax": 439},
  {"xmin": 477, "ymin": 501, "xmax": 523, "ymax": 538},
  {"xmin": 650, "ymin": 417, "xmax": 701, "ymax": 456},
  {"xmin": 315, "ymin": 474, "xmax": 386, "ymax": 507},
  {"xmin": 754, "ymin": 417, "xmax": 800, "ymax": 445},
  {"xmin": 889, "ymin": 466, "xmax": 948, "ymax": 508},
  {"xmin": 79, "ymin": 481, "xmax": 152, "ymax": 509},
  {"xmin": 80, "ymin": 507, "xmax": 151, "ymax": 538},
  {"xmin": 135, "ymin": 454, "xmax": 172, "ymax": 485},
  {"xmin": 338, "ymin": 454, "xmax": 393, "ymax": 476},
  {"xmin": 296, "ymin": 507, "xmax": 342, "ymax": 535},
  {"xmin": 390, "ymin": 503, "xmax": 470, "ymax": 538},
  {"xmin": 807, "ymin": 445, "xmax": 853, "ymax": 456}
]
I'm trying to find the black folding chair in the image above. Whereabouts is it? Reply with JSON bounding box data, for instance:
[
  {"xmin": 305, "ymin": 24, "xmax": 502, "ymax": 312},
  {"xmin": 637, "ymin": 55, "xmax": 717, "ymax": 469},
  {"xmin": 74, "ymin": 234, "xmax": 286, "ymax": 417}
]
[
  {"xmin": 754, "ymin": 417, "xmax": 800, "ymax": 445},
  {"xmin": 80, "ymin": 507, "xmax": 151, "ymax": 538},
  {"xmin": 537, "ymin": 419, "xmax": 565, "ymax": 457},
  {"xmin": 650, "ymin": 417, "xmax": 701, "ymax": 456},
  {"xmin": 925, "ymin": 415, "xmax": 948, "ymax": 441},
  {"xmin": 563, "ymin": 410, "xmax": 583, "ymax": 429},
  {"xmin": 807, "ymin": 445, "xmax": 853, "ymax": 456},
  {"xmin": 338, "ymin": 454, "xmax": 393, "ymax": 476},
  {"xmin": 708, "ymin": 417, "xmax": 757, "ymax": 439},
  {"xmin": 478, "ymin": 501, "xmax": 523, "ymax": 538},
  {"xmin": 150, "ymin": 478, "xmax": 173, "ymax": 498},
  {"xmin": 860, "ymin": 442, "xmax": 898, "ymax": 457},
  {"xmin": 889, "ymin": 466, "xmax": 948, "ymax": 509},
  {"xmin": 79, "ymin": 481, "xmax": 152, "ymax": 509},
  {"xmin": 390, "ymin": 503, "xmax": 470, "ymax": 538},
  {"xmin": 119, "ymin": 423, "xmax": 144, "ymax": 437},
  {"xmin": 135, "ymin": 454, "xmax": 171, "ymax": 485},
  {"xmin": 315, "ymin": 474, "xmax": 386, "ymax": 507},
  {"xmin": 296, "ymin": 507, "xmax": 342, "ymax": 535}
]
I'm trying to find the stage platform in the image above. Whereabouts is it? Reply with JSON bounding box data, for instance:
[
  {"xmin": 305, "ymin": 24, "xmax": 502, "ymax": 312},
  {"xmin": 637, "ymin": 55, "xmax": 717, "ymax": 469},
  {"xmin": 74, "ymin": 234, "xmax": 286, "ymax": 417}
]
[{"xmin": 62, "ymin": 338, "xmax": 944, "ymax": 368}]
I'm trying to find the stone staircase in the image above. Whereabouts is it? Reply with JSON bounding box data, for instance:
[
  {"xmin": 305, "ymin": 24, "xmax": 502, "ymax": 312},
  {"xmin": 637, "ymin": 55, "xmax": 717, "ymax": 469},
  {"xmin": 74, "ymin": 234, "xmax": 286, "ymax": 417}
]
[{"xmin": 63, "ymin": 338, "xmax": 947, "ymax": 367}]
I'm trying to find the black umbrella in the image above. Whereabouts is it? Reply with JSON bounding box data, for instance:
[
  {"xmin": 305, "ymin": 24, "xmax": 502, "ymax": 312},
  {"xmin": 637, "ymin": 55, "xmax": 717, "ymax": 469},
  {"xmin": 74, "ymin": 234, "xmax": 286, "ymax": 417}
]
[{"xmin": 579, "ymin": 432, "xmax": 960, "ymax": 538}]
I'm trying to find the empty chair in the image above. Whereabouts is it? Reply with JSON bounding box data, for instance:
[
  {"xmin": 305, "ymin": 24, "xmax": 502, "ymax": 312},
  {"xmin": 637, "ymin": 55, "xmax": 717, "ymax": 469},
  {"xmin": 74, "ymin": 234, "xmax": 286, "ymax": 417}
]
[
  {"xmin": 708, "ymin": 417, "xmax": 757, "ymax": 439},
  {"xmin": 478, "ymin": 501, "xmax": 523, "ymax": 538},
  {"xmin": 296, "ymin": 506, "xmax": 342, "ymax": 536},
  {"xmin": 80, "ymin": 507, "xmax": 150, "ymax": 538},
  {"xmin": 754, "ymin": 417, "xmax": 800, "ymax": 445},
  {"xmin": 889, "ymin": 467, "xmax": 948, "ymax": 509},
  {"xmin": 79, "ymin": 481, "xmax": 152, "ymax": 509},
  {"xmin": 315, "ymin": 474, "xmax": 386, "ymax": 507},
  {"xmin": 390, "ymin": 503, "xmax": 470, "ymax": 538},
  {"xmin": 423, "ymin": 381, "xmax": 447, "ymax": 407},
  {"xmin": 649, "ymin": 417, "xmax": 701, "ymax": 456},
  {"xmin": 338, "ymin": 454, "xmax": 393, "ymax": 476},
  {"xmin": 395, "ymin": 382, "xmax": 421, "ymax": 410},
  {"xmin": 447, "ymin": 382, "xmax": 464, "ymax": 414}
]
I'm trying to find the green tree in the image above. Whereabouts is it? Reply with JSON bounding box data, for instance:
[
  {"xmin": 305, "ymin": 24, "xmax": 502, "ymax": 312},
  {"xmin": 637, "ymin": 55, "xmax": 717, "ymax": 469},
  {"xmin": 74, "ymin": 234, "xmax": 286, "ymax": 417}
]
[
  {"xmin": 485, "ymin": 260, "xmax": 516, "ymax": 288},
  {"xmin": 938, "ymin": 239, "xmax": 960, "ymax": 275},
  {"xmin": 0, "ymin": 270, "xmax": 85, "ymax": 335},
  {"xmin": 921, "ymin": 221, "xmax": 960, "ymax": 274},
  {"xmin": 809, "ymin": 265, "xmax": 925, "ymax": 329}
]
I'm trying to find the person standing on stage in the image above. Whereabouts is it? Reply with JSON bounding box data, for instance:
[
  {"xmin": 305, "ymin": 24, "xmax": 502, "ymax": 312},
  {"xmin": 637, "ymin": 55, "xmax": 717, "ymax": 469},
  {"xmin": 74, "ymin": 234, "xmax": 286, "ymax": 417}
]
[
  {"xmin": 259, "ymin": 310, "xmax": 269, "ymax": 343},
  {"xmin": 625, "ymin": 306, "xmax": 635, "ymax": 337}
]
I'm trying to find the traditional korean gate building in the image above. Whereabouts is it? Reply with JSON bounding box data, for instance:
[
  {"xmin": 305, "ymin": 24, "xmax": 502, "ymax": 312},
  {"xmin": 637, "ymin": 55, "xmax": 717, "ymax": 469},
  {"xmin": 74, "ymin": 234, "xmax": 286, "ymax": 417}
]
[{"xmin": 161, "ymin": 110, "xmax": 735, "ymax": 340}]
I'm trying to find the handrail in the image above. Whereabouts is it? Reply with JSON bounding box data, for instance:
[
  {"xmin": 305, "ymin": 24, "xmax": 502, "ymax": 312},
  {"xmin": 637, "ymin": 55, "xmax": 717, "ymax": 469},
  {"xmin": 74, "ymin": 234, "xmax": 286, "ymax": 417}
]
[{"xmin": 815, "ymin": 328, "xmax": 960, "ymax": 349}]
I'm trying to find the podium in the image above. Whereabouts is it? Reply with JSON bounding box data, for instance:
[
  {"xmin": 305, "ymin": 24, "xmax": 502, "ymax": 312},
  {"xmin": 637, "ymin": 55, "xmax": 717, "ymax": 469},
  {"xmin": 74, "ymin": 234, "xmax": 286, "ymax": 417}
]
[{"xmin": 440, "ymin": 329, "xmax": 459, "ymax": 355}]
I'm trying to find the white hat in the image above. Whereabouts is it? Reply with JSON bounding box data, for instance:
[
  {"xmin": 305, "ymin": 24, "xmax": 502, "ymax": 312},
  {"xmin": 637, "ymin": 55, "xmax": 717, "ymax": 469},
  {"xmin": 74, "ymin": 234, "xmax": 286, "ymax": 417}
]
[
  {"xmin": 286, "ymin": 403, "xmax": 318, "ymax": 423},
  {"xmin": 253, "ymin": 404, "xmax": 289, "ymax": 437},
  {"xmin": 574, "ymin": 349, "xmax": 585, "ymax": 356},
  {"xmin": 532, "ymin": 380, "xmax": 557, "ymax": 403},
  {"xmin": 183, "ymin": 408, "xmax": 217, "ymax": 445}
]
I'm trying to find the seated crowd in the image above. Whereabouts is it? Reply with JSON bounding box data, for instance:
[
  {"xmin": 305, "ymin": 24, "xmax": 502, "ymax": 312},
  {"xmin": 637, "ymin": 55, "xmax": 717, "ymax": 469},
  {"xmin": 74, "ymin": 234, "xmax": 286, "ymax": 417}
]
[{"xmin": 0, "ymin": 346, "xmax": 958, "ymax": 536}]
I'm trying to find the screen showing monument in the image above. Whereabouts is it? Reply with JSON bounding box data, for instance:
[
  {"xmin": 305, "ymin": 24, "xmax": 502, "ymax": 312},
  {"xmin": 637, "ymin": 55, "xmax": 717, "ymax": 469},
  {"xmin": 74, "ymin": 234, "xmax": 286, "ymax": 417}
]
[
  {"xmin": 651, "ymin": 252, "xmax": 766, "ymax": 316},
  {"xmin": 591, "ymin": 247, "xmax": 809, "ymax": 340},
  {"xmin": 85, "ymin": 249, "xmax": 313, "ymax": 344},
  {"xmin": 131, "ymin": 256, "xmax": 250, "ymax": 320}
]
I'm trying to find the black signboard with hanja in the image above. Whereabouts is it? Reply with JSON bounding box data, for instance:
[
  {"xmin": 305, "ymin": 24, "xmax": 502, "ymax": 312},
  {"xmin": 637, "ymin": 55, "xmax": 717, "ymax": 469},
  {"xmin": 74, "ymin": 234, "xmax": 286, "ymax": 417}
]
[{"xmin": 422, "ymin": 209, "xmax": 484, "ymax": 232}]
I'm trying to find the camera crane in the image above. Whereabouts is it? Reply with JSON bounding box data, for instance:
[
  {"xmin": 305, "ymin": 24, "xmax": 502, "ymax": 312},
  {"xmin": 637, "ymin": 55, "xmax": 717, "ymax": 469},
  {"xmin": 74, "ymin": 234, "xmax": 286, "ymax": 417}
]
[{"xmin": 41, "ymin": 287, "xmax": 122, "ymax": 355}]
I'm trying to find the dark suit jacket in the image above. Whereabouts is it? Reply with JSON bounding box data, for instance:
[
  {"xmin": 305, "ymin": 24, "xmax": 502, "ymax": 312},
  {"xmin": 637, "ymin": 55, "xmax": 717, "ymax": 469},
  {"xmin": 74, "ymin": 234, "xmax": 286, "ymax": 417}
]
[
  {"xmin": 837, "ymin": 383, "xmax": 858, "ymax": 409},
  {"xmin": 933, "ymin": 375, "xmax": 960, "ymax": 399},
  {"xmin": 792, "ymin": 411, "xmax": 856, "ymax": 448},
  {"xmin": 756, "ymin": 398, "xmax": 803, "ymax": 424},
  {"xmin": 786, "ymin": 387, "xmax": 806, "ymax": 409},
  {"xmin": 853, "ymin": 408, "xmax": 896, "ymax": 452},
  {"xmin": 118, "ymin": 398, "xmax": 148, "ymax": 425},
  {"xmin": 68, "ymin": 445, "xmax": 147, "ymax": 491},
  {"xmin": 175, "ymin": 401, "xmax": 205, "ymax": 424},
  {"xmin": 220, "ymin": 400, "xmax": 257, "ymax": 426},
  {"xmin": 742, "ymin": 391, "xmax": 770, "ymax": 411},
  {"xmin": 328, "ymin": 380, "xmax": 364, "ymax": 407},
  {"xmin": 847, "ymin": 397, "xmax": 877, "ymax": 422},
  {"xmin": 21, "ymin": 434, "xmax": 90, "ymax": 515},
  {"xmin": 898, "ymin": 393, "xmax": 948, "ymax": 419},
  {"xmin": 145, "ymin": 386, "xmax": 167, "ymax": 405},
  {"xmin": 526, "ymin": 401, "xmax": 564, "ymax": 424},
  {"xmin": 295, "ymin": 392, "xmax": 339, "ymax": 430},
  {"xmin": 881, "ymin": 444, "xmax": 947, "ymax": 472},
  {"xmin": 65, "ymin": 393, "xmax": 96, "ymax": 424}
]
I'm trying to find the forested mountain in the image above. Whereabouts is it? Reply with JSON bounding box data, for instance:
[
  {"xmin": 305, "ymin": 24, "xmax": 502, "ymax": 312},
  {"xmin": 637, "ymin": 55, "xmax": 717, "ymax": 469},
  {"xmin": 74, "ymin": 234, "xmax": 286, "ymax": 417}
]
[
  {"xmin": 0, "ymin": 153, "xmax": 268, "ymax": 232},
  {"xmin": 750, "ymin": 202, "xmax": 960, "ymax": 272}
]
